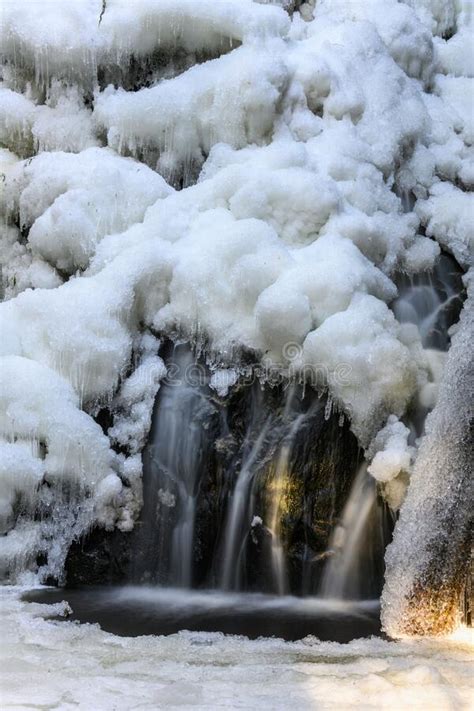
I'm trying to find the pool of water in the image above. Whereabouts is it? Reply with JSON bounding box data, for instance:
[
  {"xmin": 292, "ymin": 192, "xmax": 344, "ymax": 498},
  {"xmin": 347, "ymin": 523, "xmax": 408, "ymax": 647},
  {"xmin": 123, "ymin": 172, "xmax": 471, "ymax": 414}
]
[{"xmin": 23, "ymin": 586, "xmax": 381, "ymax": 642}]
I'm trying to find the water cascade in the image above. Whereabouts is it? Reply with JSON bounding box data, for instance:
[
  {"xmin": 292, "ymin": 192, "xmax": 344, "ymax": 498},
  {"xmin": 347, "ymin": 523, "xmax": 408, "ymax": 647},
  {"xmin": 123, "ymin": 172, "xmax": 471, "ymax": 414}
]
[
  {"xmin": 392, "ymin": 255, "xmax": 464, "ymax": 352},
  {"xmin": 58, "ymin": 252, "xmax": 466, "ymax": 615},
  {"xmin": 134, "ymin": 345, "xmax": 217, "ymax": 587},
  {"xmin": 267, "ymin": 412, "xmax": 304, "ymax": 596},
  {"xmin": 316, "ymin": 254, "xmax": 466, "ymax": 602},
  {"xmin": 392, "ymin": 254, "xmax": 465, "ymax": 438},
  {"xmin": 220, "ymin": 407, "xmax": 273, "ymax": 592},
  {"xmin": 132, "ymin": 357, "xmax": 366, "ymax": 597},
  {"xmin": 131, "ymin": 369, "xmax": 389, "ymax": 600}
]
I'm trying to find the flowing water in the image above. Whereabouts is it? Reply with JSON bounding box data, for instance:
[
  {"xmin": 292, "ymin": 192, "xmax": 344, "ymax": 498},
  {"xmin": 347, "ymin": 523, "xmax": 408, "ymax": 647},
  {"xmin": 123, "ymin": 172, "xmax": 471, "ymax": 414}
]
[
  {"xmin": 320, "ymin": 465, "xmax": 391, "ymax": 600},
  {"xmin": 267, "ymin": 406, "xmax": 308, "ymax": 596},
  {"xmin": 135, "ymin": 367, "xmax": 362, "ymax": 596},
  {"xmin": 22, "ymin": 586, "xmax": 381, "ymax": 642},
  {"xmin": 134, "ymin": 345, "xmax": 217, "ymax": 586},
  {"xmin": 392, "ymin": 252, "xmax": 465, "ymax": 439},
  {"xmin": 392, "ymin": 253, "xmax": 464, "ymax": 351},
  {"xmin": 220, "ymin": 406, "xmax": 273, "ymax": 591}
]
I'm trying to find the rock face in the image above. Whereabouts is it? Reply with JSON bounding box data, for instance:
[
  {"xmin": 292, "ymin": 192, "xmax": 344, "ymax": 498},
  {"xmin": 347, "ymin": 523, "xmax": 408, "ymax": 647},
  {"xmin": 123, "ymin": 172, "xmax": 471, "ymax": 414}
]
[
  {"xmin": 64, "ymin": 527, "xmax": 133, "ymax": 587},
  {"xmin": 382, "ymin": 291, "xmax": 474, "ymax": 637}
]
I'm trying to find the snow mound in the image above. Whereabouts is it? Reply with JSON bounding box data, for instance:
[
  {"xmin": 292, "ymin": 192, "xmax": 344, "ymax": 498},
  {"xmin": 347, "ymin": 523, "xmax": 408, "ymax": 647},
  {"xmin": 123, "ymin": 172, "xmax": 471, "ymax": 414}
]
[
  {"xmin": 0, "ymin": 357, "xmax": 118, "ymax": 580},
  {"xmin": 1, "ymin": 147, "xmax": 172, "ymax": 275},
  {"xmin": 0, "ymin": 84, "xmax": 99, "ymax": 158},
  {"xmin": 368, "ymin": 416, "xmax": 413, "ymax": 484},
  {"xmin": 94, "ymin": 45, "xmax": 287, "ymax": 180},
  {"xmin": 416, "ymin": 182, "xmax": 474, "ymax": 268}
]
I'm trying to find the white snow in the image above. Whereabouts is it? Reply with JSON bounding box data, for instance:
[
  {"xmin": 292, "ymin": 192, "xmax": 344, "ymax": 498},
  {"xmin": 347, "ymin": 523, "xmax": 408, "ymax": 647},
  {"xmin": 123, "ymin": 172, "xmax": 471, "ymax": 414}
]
[
  {"xmin": 1, "ymin": 147, "xmax": 172, "ymax": 274},
  {"xmin": 0, "ymin": 587, "xmax": 473, "ymax": 711},
  {"xmin": 367, "ymin": 415, "xmax": 414, "ymax": 510},
  {"xmin": 0, "ymin": 0, "xmax": 289, "ymax": 87},
  {"xmin": 108, "ymin": 338, "xmax": 167, "ymax": 455},
  {"xmin": 94, "ymin": 44, "xmax": 288, "ymax": 179},
  {"xmin": 0, "ymin": 357, "xmax": 120, "ymax": 579},
  {"xmin": 368, "ymin": 416, "xmax": 413, "ymax": 484},
  {"xmin": 0, "ymin": 84, "xmax": 99, "ymax": 157},
  {"xmin": 209, "ymin": 369, "xmax": 239, "ymax": 398},
  {"xmin": 416, "ymin": 182, "xmax": 474, "ymax": 268}
]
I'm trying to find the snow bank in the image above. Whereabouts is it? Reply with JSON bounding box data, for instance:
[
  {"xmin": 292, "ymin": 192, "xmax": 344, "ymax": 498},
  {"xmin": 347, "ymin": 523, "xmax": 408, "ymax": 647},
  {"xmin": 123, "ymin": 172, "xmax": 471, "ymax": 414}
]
[
  {"xmin": 367, "ymin": 416, "xmax": 414, "ymax": 511},
  {"xmin": 0, "ymin": 0, "xmax": 289, "ymax": 87},
  {"xmin": 1, "ymin": 147, "xmax": 172, "ymax": 274},
  {"xmin": 302, "ymin": 295, "xmax": 422, "ymax": 443},
  {"xmin": 367, "ymin": 416, "xmax": 413, "ymax": 484},
  {"xmin": 416, "ymin": 183, "xmax": 474, "ymax": 268},
  {"xmin": 1, "ymin": 588, "xmax": 473, "ymax": 710},
  {"xmin": 0, "ymin": 357, "xmax": 119, "ymax": 579},
  {"xmin": 0, "ymin": 85, "xmax": 99, "ymax": 158},
  {"xmin": 108, "ymin": 337, "xmax": 167, "ymax": 455}
]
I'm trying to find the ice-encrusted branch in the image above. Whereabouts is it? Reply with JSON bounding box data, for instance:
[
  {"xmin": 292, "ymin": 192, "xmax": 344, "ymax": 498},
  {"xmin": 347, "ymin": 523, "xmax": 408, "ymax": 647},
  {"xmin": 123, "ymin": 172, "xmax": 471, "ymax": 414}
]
[{"xmin": 99, "ymin": 0, "xmax": 106, "ymax": 27}]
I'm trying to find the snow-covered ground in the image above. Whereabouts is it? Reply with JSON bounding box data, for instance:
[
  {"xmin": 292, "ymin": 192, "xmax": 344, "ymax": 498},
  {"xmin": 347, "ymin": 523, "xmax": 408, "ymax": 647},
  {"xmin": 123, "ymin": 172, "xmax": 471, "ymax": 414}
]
[{"xmin": 1, "ymin": 587, "xmax": 472, "ymax": 710}]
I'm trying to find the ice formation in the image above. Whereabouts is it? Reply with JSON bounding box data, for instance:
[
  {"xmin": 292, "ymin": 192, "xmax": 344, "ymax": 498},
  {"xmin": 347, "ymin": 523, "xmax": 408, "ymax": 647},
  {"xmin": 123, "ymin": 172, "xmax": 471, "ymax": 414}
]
[
  {"xmin": 382, "ymin": 286, "xmax": 473, "ymax": 637},
  {"xmin": 0, "ymin": 0, "xmax": 472, "ymax": 595}
]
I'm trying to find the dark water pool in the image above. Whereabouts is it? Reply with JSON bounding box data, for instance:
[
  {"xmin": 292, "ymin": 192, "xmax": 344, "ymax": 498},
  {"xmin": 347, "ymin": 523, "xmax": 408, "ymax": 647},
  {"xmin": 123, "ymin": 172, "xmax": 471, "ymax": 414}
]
[{"xmin": 23, "ymin": 586, "xmax": 381, "ymax": 642}]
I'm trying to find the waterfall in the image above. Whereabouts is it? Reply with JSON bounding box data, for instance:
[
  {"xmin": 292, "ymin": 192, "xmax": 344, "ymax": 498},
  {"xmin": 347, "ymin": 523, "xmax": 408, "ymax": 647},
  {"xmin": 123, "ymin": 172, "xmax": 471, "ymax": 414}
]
[
  {"xmin": 319, "ymin": 465, "xmax": 390, "ymax": 600},
  {"xmin": 7, "ymin": 237, "xmax": 459, "ymax": 607},
  {"xmin": 392, "ymin": 254, "xmax": 464, "ymax": 352},
  {"xmin": 134, "ymin": 344, "xmax": 216, "ymax": 586},
  {"xmin": 131, "ymin": 370, "xmax": 363, "ymax": 596},
  {"xmin": 267, "ymin": 403, "xmax": 307, "ymax": 596},
  {"xmin": 53, "ymin": 254, "xmax": 466, "ymax": 606},
  {"xmin": 220, "ymin": 407, "xmax": 272, "ymax": 591},
  {"xmin": 219, "ymin": 387, "xmax": 330, "ymax": 595}
]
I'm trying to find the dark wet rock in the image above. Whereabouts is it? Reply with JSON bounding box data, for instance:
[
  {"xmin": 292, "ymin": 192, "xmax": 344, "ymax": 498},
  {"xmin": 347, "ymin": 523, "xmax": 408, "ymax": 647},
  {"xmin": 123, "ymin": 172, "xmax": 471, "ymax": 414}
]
[
  {"xmin": 243, "ymin": 521, "xmax": 275, "ymax": 593},
  {"xmin": 64, "ymin": 527, "xmax": 133, "ymax": 587}
]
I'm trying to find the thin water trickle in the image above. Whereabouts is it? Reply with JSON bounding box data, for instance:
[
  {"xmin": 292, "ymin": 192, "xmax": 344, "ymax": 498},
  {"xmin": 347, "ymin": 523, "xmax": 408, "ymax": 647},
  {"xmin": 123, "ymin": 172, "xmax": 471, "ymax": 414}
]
[
  {"xmin": 267, "ymin": 408, "xmax": 307, "ymax": 596},
  {"xmin": 392, "ymin": 253, "xmax": 464, "ymax": 351},
  {"xmin": 392, "ymin": 252, "xmax": 465, "ymax": 439},
  {"xmin": 220, "ymin": 409, "xmax": 272, "ymax": 591}
]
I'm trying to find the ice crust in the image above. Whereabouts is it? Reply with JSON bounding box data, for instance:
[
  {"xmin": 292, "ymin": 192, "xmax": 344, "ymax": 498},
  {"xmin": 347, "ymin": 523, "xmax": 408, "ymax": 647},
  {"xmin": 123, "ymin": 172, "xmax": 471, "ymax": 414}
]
[
  {"xmin": 0, "ymin": 0, "xmax": 472, "ymax": 581},
  {"xmin": 1, "ymin": 588, "xmax": 473, "ymax": 711},
  {"xmin": 382, "ymin": 284, "xmax": 474, "ymax": 637}
]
